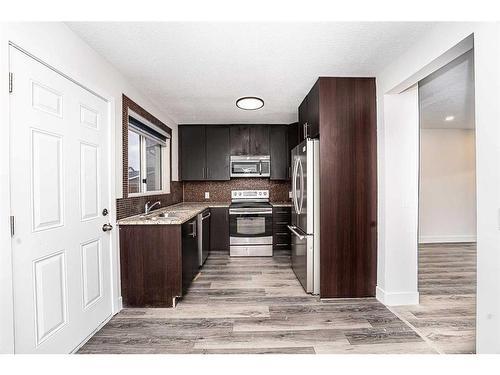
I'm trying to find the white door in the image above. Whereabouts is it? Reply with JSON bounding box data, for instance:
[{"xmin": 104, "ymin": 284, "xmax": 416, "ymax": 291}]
[{"xmin": 10, "ymin": 47, "xmax": 113, "ymax": 353}]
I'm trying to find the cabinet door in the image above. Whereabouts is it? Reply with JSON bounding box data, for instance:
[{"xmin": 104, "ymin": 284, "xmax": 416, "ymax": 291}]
[
  {"xmin": 180, "ymin": 125, "xmax": 206, "ymax": 180},
  {"xmin": 210, "ymin": 207, "xmax": 229, "ymax": 251},
  {"xmin": 230, "ymin": 125, "xmax": 250, "ymax": 156},
  {"xmin": 298, "ymin": 96, "xmax": 308, "ymax": 140},
  {"xmin": 249, "ymin": 125, "xmax": 270, "ymax": 155},
  {"xmin": 206, "ymin": 126, "xmax": 230, "ymax": 180},
  {"xmin": 307, "ymin": 80, "xmax": 320, "ymax": 138},
  {"xmin": 182, "ymin": 219, "xmax": 198, "ymax": 294},
  {"xmin": 270, "ymin": 125, "xmax": 289, "ymax": 180}
]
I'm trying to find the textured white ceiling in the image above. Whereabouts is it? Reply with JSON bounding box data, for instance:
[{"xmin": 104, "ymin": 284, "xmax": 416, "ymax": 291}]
[
  {"xmin": 419, "ymin": 49, "xmax": 475, "ymax": 129},
  {"xmin": 67, "ymin": 22, "xmax": 437, "ymax": 124}
]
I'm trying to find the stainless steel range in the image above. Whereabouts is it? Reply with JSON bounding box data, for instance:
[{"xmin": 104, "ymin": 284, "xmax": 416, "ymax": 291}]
[{"xmin": 229, "ymin": 190, "xmax": 273, "ymax": 257}]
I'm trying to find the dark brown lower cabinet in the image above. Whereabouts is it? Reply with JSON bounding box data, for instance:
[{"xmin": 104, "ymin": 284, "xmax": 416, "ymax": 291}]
[
  {"xmin": 182, "ymin": 218, "xmax": 199, "ymax": 294},
  {"xmin": 273, "ymin": 207, "xmax": 291, "ymax": 250},
  {"xmin": 119, "ymin": 219, "xmax": 200, "ymax": 307},
  {"xmin": 119, "ymin": 224, "xmax": 182, "ymax": 307},
  {"xmin": 210, "ymin": 207, "xmax": 229, "ymax": 251}
]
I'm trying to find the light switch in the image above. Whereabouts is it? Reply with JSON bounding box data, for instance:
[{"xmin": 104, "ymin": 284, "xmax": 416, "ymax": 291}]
[{"xmin": 205, "ymin": 192, "xmax": 210, "ymax": 199}]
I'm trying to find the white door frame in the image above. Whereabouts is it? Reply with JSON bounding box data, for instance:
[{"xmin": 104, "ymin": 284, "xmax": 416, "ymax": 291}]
[{"xmin": 0, "ymin": 42, "xmax": 119, "ymax": 354}]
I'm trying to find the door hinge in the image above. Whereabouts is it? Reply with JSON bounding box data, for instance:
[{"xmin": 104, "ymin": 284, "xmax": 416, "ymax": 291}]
[
  {"xmin": 9, "ymin": 72, "xmax": 13, "ymax": 93},
  {"xmin": 10, "ymin": 216, "xmax": 15, "ymax": 237}
]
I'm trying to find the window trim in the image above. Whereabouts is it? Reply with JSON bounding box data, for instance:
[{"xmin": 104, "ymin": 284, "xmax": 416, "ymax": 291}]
[{"xmin": 127, "ymin": 111, "xmax": 171, "ymax": 197}]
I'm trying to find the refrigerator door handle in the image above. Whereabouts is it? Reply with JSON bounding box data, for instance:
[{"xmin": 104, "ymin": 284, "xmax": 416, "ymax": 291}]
[
  {"xmin": 287, "ymin": 225, "xmax": 305, "ymax": 240},
  {"xmin": 292, "ymin": 157, "xmax": 300, "ymax": 214},
  {"xmin": 297, "ymin": 158, "xmax": 304, "ymax": 214}
]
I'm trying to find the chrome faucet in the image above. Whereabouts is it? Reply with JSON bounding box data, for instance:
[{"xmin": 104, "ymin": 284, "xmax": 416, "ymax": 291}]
[{"xmin": 145, "ymin": 201, "xmax": 161, "ymax": 214}]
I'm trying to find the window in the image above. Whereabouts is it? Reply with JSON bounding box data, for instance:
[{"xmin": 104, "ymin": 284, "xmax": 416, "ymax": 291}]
[{"xmin": 128, "ymin": 114, "xmax": 170, "ymax": 195}]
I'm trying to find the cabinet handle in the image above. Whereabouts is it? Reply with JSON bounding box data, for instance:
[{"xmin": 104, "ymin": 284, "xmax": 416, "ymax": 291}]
[
  {"xmin": 303, "ymin": 122, "xmax": 308, "ymax": 139},
  {"xmin": 190, "ymin": 220, "xmax": 197, "ymax": 237}
]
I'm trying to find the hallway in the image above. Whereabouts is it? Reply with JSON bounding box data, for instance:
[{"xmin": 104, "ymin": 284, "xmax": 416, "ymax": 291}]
[{"xmin": 392, "ymin": 243, "xmax": 476, "ymax": 354}]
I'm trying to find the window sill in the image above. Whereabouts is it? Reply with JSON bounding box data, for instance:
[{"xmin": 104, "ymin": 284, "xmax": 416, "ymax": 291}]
[{"xmin": 128, "ymin": 190, "xmax": 171, "ymax": 198}]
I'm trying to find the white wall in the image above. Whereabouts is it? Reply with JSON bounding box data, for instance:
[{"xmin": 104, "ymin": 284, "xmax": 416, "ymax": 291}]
[
  {"xmin": 376, "ymin": 85, "xmax": 420, "ymax": 306},
  {"xmin": 419, "ymin": 129, "xmax": 476, "ymax": 243},
  {"xmin": 0, "ymin": 22, "xmax": 179, "ymax": 353},
  {"xmin": 376, "ymin": 22, "xmax": 500, "ymax": 353}
]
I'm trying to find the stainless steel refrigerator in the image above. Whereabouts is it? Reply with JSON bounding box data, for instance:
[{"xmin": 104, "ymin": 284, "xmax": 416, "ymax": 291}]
[{"xmin": 288, "ymin": 139, "xmax": 320, "ymax": 295}]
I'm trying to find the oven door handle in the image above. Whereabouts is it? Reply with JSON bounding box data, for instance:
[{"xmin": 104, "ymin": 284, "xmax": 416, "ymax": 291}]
[{"xmin": 229, "ymin": 210, "xmax": 273, "ymax": 215}]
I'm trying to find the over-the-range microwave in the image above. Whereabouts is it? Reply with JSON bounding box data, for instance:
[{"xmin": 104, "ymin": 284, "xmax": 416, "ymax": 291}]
[{"xmin": 230, "ymin": 155, "xmax": 270, "ymax": 178}]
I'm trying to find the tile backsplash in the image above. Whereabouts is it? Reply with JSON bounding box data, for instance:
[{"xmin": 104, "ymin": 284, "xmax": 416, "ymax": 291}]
[
  {"xmin": 183, "ymin": 179, "xmax": 291, "ymax": 203},
  {"xmin": 117, "ymin": 181, "xmax": 183, "ymax": 220}
]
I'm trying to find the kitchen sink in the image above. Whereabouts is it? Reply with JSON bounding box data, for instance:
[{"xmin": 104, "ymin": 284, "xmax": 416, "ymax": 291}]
[{"xmin": 157, "ymin": 212, "xmax": 179, "ymax": 218}]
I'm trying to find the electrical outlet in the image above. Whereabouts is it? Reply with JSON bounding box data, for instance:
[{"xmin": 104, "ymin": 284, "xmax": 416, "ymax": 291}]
[
  {"xmin": 289, "ymin": 191, "xmax": 293, "ymax": 199},
  {"xmin": 204, "ymin": 192, "xmax": 210, "ymax": 199}
]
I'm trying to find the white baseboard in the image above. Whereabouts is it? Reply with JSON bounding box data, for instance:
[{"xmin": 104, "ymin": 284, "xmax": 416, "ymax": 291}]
[
  {"xmin": 419, "ymin": 234, "xmax": 476, "ymax": 244},
  {"xmin": 114, "ymin": 296, "xmax": 123, "ymax": 314},
  {"xmin": 376, "ymin": 286, "xmax": 419, "ymax": 306}
]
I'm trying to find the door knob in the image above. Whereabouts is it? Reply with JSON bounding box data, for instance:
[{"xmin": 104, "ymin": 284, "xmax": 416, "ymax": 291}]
[{"xmin": 102, "ymin": 223, "xmax": 113, "ymax": 232}]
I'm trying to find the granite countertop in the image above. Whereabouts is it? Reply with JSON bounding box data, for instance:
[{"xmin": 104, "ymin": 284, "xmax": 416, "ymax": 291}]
[{"xmin": 118, "ymin": 202, "xmax": 230, "ymax": 226}]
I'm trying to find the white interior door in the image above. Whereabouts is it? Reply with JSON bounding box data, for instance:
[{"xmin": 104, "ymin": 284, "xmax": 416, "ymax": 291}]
[{"xmin": 9, "ymin": 47, "xmax": 113, "ymax": 353}]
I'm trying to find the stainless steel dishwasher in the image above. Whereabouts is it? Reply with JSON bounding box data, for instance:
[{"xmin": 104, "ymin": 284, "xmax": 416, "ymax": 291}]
[{"xmin": 197, "ymin": 209, "xmax": 211, "ymax": 266}]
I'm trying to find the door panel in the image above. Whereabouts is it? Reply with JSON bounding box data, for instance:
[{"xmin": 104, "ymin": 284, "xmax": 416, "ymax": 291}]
[
  {"xmin": 230, "ymin": 125, "xmax": 250, "ymax": 155},
  {"xmin": 10, "ymin": 47, "xmax": 112, "ymax": 353},
  {"xmin": 206, "ymin": 126, "xmax": 230, "ymax": 180},
  {"xmin": 180, "ymin": 126, "xmax": 206, "ymax": 180},
  {"xmin": 270, "ymin": 125, "xmax": 288, "ymax": 180},
  {"xmin": 249, "ymin": 125, "xmax": 269, "ymax": 155},
  {"xmin": 33, "ymin": 251, "xmax": 68, "ymax": 345},
  {"xmin": 31, "ymin": 129, "xmax": 64, "ymax": 231}
]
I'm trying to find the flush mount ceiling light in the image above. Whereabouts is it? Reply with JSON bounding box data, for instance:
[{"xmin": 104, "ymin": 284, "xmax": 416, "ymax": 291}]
[
  {"xmin": 445, "ymin": 115, "xmax": 455, "ymax": 121},
  {"xmin": 236, "ymin": 96, "xmax": 264, "ymax": 110}
]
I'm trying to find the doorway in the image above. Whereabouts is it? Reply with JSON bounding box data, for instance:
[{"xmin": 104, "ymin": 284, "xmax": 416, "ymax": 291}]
[{"xmin": 417, "ymin": 50, "xmax": 476, "ymax": 353}]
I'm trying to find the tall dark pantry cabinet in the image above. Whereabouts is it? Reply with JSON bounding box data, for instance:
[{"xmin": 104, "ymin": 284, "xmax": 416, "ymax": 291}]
[{"xmin": 301, "ymin": 77, "xmax": 377, "ymax": 298}]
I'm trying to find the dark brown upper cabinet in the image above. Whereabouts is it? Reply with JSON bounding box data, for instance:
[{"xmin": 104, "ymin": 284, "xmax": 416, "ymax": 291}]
[
  {"xmin": 298, "ymin": 81, "xmax": 320, "ymax": 140},
  {"xmin": 249, "ymin": 125, "xmax": 270, "ymax": 155},
  {"xmin": 205, "ymin": 126, "xmax": 230, "ymax": 180},
  {"xmin": 307, "ymin": 81, "xmax": 320, "ymax": 138},
  {"xmin": 288, "ymin": 122, "xmax": 300, "ymax": 152},
  {"xmin": 179, "ymin": 125, "xmax": 205, "ymax": 180},
  {"xmin": 298, "ymin": 96, "xmax": 308, "ymax": 140},
  {"xmin": 270, "ymin": 125, "xmax": 289, "ymax": 180},
  {"xmin": 230, "ymin": 125, "xmax": 270, "ymax": 156},
  {"xmin": 229, "ymin": 125, "xmax": 251, "ymax": 155},
  {"xmin": 179, "ymin": 125, "xmax": 230, "ymax": 181}
]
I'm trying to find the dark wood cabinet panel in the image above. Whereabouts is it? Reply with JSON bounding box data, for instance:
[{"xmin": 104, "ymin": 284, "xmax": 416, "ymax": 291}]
[
  {"xmin": 182, "ymin": 218, "xmax": 199, "ymax": 294},
  {"xmin": 180, "ymin": 126, "xmax": 206, "ymax": 180},
  {"xmin": 273, "ymin": 207, "xmax": 291, "ymax": 250},
  {"xmin": 206, "ymin": 126, "xmax": 230, "ymax": 180},
  {"xmin": 288, "ymin": 122, "xmax": 299, "ymax": 152},
  {"xmin": 119, "ymin": 225, "xmax": 181, "ymax": 307},
  {"xmin": 230, "ymin": 125, "xmax": 250, "ymax": 156},
  {"xmin": 317, "ymin": 77, "xmax": 377, "ymax": 298},
  {"xmin": 270, "ymin": 125, "xmax": 289, "ymax": 180},
  {"xmin": 249, "ymin": 125, "xmax": 270, "ymax": 155},
  {"xmin": 210, "ymin": 207, "xmax": 229, "ymax": 251},
  {"xmin": 298, "ymin": 96, "xmax": 308, "ymax": 141},
  {"xmin": 307, "ymin": 81, "xmax": 320, "ymax": 138}
]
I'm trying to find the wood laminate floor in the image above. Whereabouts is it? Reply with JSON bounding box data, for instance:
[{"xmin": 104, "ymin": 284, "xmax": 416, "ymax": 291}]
[
  {"xmin": 78, "ymin": 246, "xmax": 475, "ymax": 354},
  {"xmin": 392, "ymin": 243, "xmax": 476, "ymax": 354}
]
